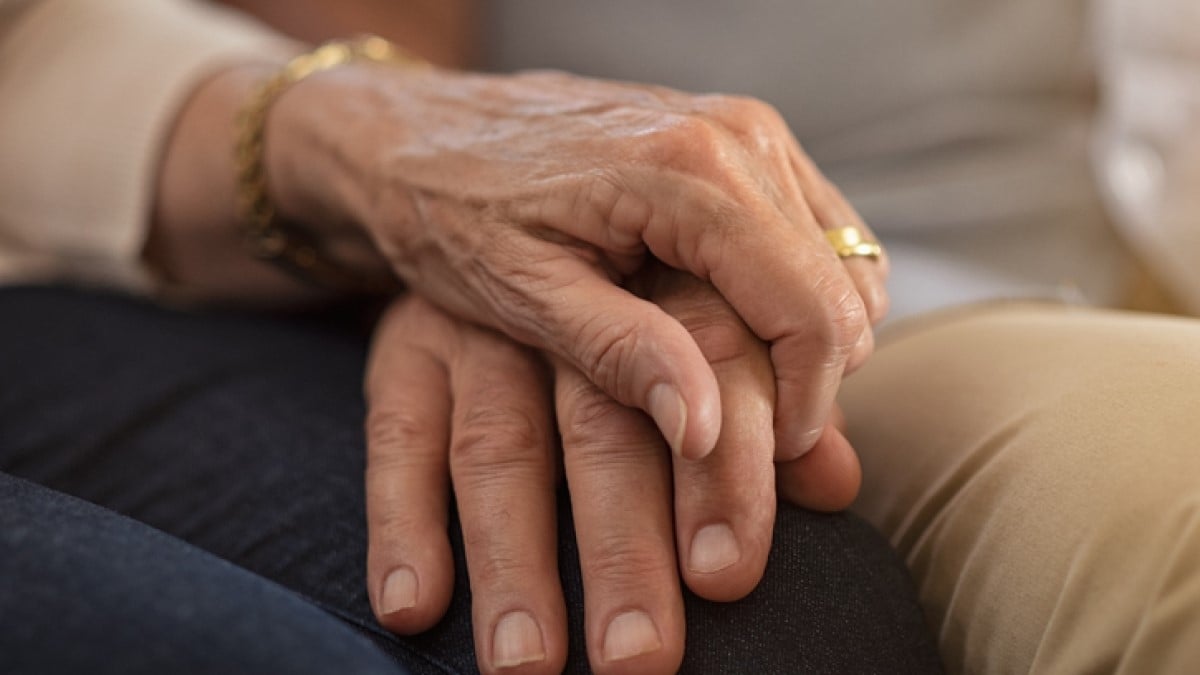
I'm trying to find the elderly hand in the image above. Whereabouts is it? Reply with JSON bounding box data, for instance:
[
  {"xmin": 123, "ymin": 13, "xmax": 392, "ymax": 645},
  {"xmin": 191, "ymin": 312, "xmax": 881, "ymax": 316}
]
[
  {"xmin": 272, "ymin": 64, "xmax": 888, "ymax": 464},
  {"xmin": 363, "ymin": 274, "xmax": 861, "ymax": 674}
]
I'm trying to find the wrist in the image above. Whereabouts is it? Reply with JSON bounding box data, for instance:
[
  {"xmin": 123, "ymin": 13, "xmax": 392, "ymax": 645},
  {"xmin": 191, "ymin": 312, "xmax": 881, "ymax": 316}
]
[
  {"xmin": 263, "ymin": 60, "xmax": 427, "ymax": 257},
  {"xmin": 151, "ymin": 60, "xmax": 336, "ymax": 305},
  {"xmin": 150, "ymin": 55, "xmax": 399, "ymax": 306},
  {"xmin": 260, "ymin": 68, "xmax": 366, "ymax": 237},
  {"xmin": 238, "ymin": 38, "xmax": 435, "ymax": 295},
  {"xmin": 264, "ymin": 57, "xmax": 460, "ymax": 275}
]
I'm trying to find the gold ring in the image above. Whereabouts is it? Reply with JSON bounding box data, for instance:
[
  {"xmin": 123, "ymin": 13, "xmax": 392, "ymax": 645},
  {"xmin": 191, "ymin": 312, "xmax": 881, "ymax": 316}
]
[{"xmin": 825, "ymin": 227, "xmax": 883, "ymax": 260}]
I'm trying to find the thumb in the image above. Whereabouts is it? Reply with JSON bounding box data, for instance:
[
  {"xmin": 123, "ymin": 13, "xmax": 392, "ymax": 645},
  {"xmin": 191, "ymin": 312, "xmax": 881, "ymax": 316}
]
[
  {"xmin": 529, "ymin": 266, "xmax": 722, "ymax": 460},
  {"xmin": 775, "ymin": 422, "xmax": 862, "ymax": 512}
]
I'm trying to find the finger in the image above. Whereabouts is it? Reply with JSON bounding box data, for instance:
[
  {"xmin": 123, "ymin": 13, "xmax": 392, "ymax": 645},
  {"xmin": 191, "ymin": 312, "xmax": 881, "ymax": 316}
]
[
  {"xmin": 446, "ymin": 330, "xmax": 567, "ymax": 674},
  {"xmin": 555, "ymin": 361, "xmax": 685, "ymax": 674},
  {"xmin": 364, "ymin": 300, "xmax": 456, "ymax": 634},
  {"xmin": 696, "ymin": 96, "xmax": 889, "ymax": 328},
  {"xmin": 785, "ymin": 153, "xmax": 886, "ymax": 377},
  {"xmin": 415, "ymin": 233, "xmax": 723, "ymax": 462},
  {"xmin": 775, "ymin": 422, "xmax": 862, "ymax": 512},
  {"xmin": 591, "ymin": 153, "xmax": 867, "ymax": 463},
  {"xmin": 492, "ymin": 244, "xmax": 723, "ymax": 461},
  {"xmin": 843, "ymin": 257, "xmax": 890, "ymax": 326},
  {"xmin": 775, "ymin": 164, "xmax": 879, "ymax": 376},
  {"xmin": 790, "ymin": 151, "xmax": 890, "ymax": 326},
  {"xmin": 652, "ymin": 274, "xmax": 777, "ymax": 602},
  {"xmin": 736, "ymin": 225, "xmax": 864, "ymax": 464}
]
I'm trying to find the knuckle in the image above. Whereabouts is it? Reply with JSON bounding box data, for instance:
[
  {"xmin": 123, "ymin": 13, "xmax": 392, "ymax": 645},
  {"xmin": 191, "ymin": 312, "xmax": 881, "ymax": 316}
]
[
  {"xmin": 573, "ymin": 314, "xmax": 642, "ymax": 399},
  {"xmin": 564, "ymin": 385, "xmax": 624, "ymax": 433},
  {"xmin": 815, "ymin": 278, "xmax": 869, "ymax": 353},
  {"xmin": 653, "ymin": 279, "xmax": 758, "ymax": 368},
  {"xmin": 712, "ymin": 94, "xmax": 780, "ymax": 126},
  {"xmin": 701, "ymin": 95, "xmax": 787, "ymax": 151},
  {"xmin": 684, "ymin": 314, "xmax": 757, "ymax": 368},
  {"xmin": 560, "ymin": 389, "xmax": 643, "ymax": 454},
  {"xmin": 365, "ymin": 407, "xmax": 437, "ymax": 457},
  {"xmin": 575, "ymin": 171, "xmax": 624, "ymax": 226},
  {"xmin": 570, "ymin": 171, "xmax": 651, "ymax": 250},
  {"xmin": 585, "ymin": 533, "xmax": 672, "ymax": 586},
  {"xmin": 465, "ymin": 545, "xmax": 537, "ymax": 588},
  {"xmin": 368, "ymin": 509, "xmax": 431, "ymax": 551},
  {"xmin": 450, "ymin": 403, "xmax": 548, "ymax": 470},
  {"xmin": 640, "ymin": 114, "xmax": 728, "ymax": 173}
]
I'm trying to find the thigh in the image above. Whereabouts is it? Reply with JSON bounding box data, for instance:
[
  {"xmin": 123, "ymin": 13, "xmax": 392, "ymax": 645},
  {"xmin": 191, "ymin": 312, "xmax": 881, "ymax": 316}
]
[
  {"xmin": 0, "ymin": 472, "xmax": 403, "ymax": 675},
  {"xmin": 0, "ymin": 286, "xmax": 941, "ymax": 673},
  {"xmin": 843, "ymin": 303, "xmax": 1200, "ymax": 674},
  {"xmin": 0, "ymin": 287, "xmax": 434, "ymax": 665}
]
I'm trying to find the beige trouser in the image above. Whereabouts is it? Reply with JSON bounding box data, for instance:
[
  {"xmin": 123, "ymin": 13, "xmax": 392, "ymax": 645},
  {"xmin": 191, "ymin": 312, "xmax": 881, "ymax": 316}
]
[{"xmin": 843, "ymin": 304, "xmax": 1200, "ymax": 674}]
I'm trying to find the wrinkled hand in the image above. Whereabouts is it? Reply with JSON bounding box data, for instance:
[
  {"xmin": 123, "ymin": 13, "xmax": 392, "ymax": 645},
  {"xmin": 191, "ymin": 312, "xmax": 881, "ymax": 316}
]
[
  {"xmin": 363, "ymin": 277, "xmax": 861, "ymax": 673},
  {"xmin": 275, "ymin": 66, "xmax": 888, "ymax": 464}
]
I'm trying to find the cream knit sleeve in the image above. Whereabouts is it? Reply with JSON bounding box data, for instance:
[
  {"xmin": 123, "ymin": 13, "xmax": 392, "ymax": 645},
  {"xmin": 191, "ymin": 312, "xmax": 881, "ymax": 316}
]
[{"xmin": 0, "ymin": 0, "xmax": 297, "ymax": 292}]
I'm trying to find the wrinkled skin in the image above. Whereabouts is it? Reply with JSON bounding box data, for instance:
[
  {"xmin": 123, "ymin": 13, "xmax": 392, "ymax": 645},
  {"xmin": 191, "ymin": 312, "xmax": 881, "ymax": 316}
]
[{"xmin": 270, "ymin": 66, "xmax": 888, "ymax": 465}]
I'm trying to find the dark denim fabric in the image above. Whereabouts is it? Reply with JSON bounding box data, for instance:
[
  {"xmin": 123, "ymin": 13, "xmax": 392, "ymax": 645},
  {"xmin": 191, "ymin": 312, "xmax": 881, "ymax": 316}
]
[
  {"xmin": 0, "ymin": 287, "xmax": 943, "ymax": 674},
  {"xmin": 0, "ymin": 473, "xmax": 406, "ymax": 675}
]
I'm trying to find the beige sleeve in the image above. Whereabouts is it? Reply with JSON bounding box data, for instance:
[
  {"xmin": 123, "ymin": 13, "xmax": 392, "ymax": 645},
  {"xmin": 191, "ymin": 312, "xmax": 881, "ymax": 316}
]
[{"xmin": 0, "ymin": 0, "xmax": 298, "ymax": 292}]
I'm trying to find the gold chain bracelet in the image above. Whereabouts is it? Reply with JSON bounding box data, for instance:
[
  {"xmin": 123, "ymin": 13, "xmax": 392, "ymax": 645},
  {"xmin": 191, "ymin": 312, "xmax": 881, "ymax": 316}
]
[{"xmin": 234, "ymin": 35, "xmax": 425, "ymax": 295}]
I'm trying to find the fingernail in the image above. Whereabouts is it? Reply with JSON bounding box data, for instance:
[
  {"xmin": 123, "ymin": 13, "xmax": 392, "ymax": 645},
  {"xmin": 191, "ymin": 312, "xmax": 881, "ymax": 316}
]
[
  {"xmin": 492, "ymin": 610, "xmax": 546, "ymax": 669},
  {"xmin": 790, "ymin": 427, "xmax": 823, "ymax": 458},
  {"xmin": 648, "ymin": 383, "xmax": 687, "ymax": 457},
  {"xmin": 381, "ymin": 566, "xmax": 418, "ymax": 614},
  {"xmin": 602, "ymin": 610, "xmax": 662, "ymax": 663},
  {"xmin": 688, "ymin": 522, "xmax": 741, "ymax": 574}
]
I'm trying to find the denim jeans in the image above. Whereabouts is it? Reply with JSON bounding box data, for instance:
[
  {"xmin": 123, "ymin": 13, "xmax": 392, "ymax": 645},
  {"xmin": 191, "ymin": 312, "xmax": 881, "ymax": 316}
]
[{"xmin": 0, "ymin": 286, "xmax": 942, "ymax": 674}]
